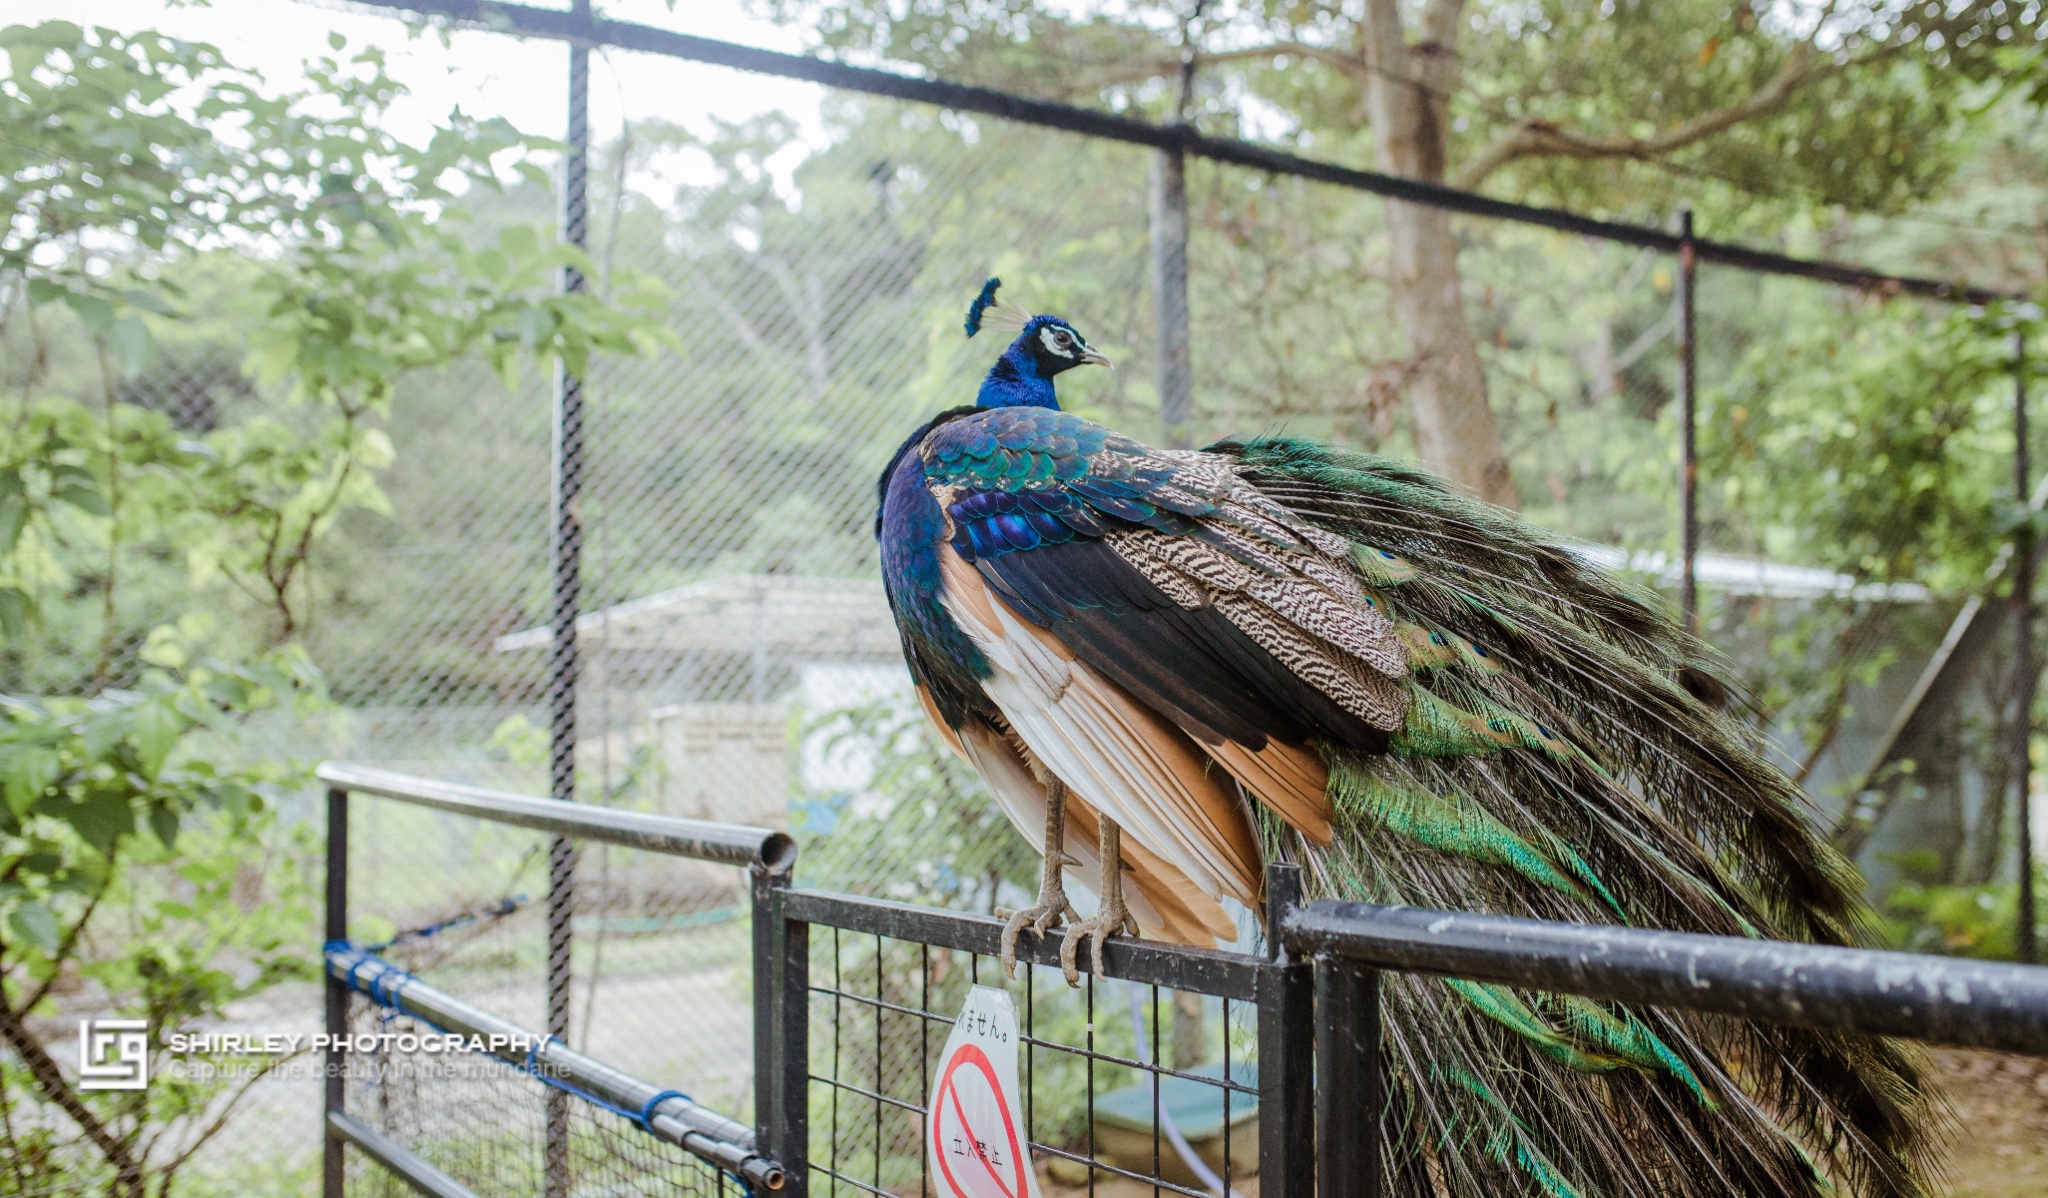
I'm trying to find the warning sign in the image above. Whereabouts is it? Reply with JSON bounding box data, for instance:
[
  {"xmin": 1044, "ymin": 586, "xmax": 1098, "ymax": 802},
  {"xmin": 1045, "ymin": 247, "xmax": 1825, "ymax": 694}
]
[{"xmin": 928, "ymin": 985, "xmax": 1044, "ymax": 1198}]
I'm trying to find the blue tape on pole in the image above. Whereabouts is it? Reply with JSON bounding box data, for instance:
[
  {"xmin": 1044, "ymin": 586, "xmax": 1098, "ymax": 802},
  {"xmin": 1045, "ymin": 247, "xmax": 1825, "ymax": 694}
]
[
  {"xmin": 637, "ymin": 1088, "xmax": 691, "ymax": 1130},
  {"xmin": 327, "ymin": 941, "xmax": 751, "ymax": 1194}
]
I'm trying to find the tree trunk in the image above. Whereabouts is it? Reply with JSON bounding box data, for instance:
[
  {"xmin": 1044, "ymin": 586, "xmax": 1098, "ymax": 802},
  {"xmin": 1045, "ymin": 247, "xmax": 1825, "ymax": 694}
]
[{"xmin": 1361, "ymin": 0, "xmax": 1516, "ymax": 508}]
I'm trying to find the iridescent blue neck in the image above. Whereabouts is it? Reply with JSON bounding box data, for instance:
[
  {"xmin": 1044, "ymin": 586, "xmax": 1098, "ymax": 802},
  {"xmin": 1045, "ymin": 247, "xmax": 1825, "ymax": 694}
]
[{"xmin": 975, "ymin": 348, "xmax": 1059, "ymax": 409}]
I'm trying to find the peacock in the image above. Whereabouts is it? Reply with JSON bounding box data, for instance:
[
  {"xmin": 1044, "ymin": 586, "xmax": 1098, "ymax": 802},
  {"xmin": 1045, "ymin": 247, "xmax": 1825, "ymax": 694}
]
[{"xmin": 874, "ymin": 278, "xmax": 1939, "ymax": 1197}]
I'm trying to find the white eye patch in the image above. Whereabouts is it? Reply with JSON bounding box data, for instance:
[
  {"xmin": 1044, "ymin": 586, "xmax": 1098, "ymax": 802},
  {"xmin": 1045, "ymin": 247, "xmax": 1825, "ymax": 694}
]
[{"xmin": 1038, "ymin": 326, "xmax": 1080, "ymax": 358}]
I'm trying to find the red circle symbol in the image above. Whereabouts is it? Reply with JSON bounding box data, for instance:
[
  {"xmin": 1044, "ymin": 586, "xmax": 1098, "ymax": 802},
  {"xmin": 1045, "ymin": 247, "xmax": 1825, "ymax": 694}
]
[{"xmin": 930, "ymin": 1042, "xmax": 1031, "ymax": 1198}]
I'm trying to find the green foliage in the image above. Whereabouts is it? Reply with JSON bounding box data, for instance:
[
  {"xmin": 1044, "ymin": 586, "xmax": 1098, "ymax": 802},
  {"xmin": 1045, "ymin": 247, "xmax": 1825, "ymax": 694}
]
[
  {"xmin": 2, "ymin": 19, "xmax": 665, "ymax": 653},
  {"xmin": 794, "ymin": 697, "xmax": 1035, "ymax": 907},
  {"xmin": 1874, "ymin": 864, "xmax": 2048, "ymax": 960},
  {"xmin": 1705, "ymin": 302, "xmax": 2032, "ymax": 590},
  {"xmin": 0, "ymin": 636, "xmax": 321, "ymax": 1195},
  {"xmin": 765, "ymin": 0, "xmax": 2035, "ymax": 226},
  {"xmin": 0, "ymin": 18, "xmax": 662, "ymax": 1192}
]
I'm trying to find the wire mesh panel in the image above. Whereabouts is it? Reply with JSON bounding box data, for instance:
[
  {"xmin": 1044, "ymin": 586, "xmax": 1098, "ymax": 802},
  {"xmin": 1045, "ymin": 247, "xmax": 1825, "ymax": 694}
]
[
  {"xmin": 339, "ymin": 1001, "xmax": 742, "ymax": 1198},
  {"xmin": 798, "ymin": 911, "xmax": 1268, "ymax": 1198},
  {"xmin": 331, "ymin": 791, "xmax": 772, "ymax": 1196}
]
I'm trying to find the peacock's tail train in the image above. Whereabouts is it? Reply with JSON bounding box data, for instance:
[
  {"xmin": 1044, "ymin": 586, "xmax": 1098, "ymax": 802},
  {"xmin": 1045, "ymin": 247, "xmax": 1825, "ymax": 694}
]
[{"xmin": 1215, "ymin": 435, "xmax": 1942, "ymax": 1198}]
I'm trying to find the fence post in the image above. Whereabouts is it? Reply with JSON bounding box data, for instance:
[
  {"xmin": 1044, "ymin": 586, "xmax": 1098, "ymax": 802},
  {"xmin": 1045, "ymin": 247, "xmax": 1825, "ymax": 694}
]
[
  {"xmin": 2017, "ymin": 325, "xmax": 2039, "ymax": 967},
  {"xmin": 322, "ymin": 786, "xmax": 349, "ymax": 1198},
  {"xmin": 1258, "ymin": 862, "xmax": 1314, "ymax": 1197},
  {"xmin": 1315, "ymin": 953, "xmax": 1381, "ymax": 1198},
  {"xmin": 1676, "ymin": 206, "xmax": 1699, "ymax": 635},
  {"xmin": 1151, "ymin": 145, "xmax": 1192, "ymax": 449},
  {"xmin": 753, "ymin": 865, "xmax": 808, "ymax": 1193},
  {"xmin": 544, "ymin": 5, "xmax": 593, "ymax": 1196}
]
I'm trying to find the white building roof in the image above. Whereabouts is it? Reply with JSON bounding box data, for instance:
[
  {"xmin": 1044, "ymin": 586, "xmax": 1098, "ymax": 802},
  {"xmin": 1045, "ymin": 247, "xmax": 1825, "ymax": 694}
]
[
  {"xmin": 497, "ymin": 547, "xmax": 1926, "ymax": 659},
  {"xmin": 494, "ymin": 574, "xmax": 900, "ymax": 658}
]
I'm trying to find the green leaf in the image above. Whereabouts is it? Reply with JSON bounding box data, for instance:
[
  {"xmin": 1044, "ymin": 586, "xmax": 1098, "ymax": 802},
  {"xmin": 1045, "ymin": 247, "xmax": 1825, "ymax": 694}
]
[
  {"xmin": 148, "ymin": 801, "xmax": 180, "ymax": 850},
  {"xmin": 134, "ymin": 698, "xmax": 183, "ymax": 777},
  {"xmin": 8, "ymin": 903, "xmax": 60, "ymax": 955},
  {"xmin": 81, "ymin": 707, "xmax": 127, "ymax": 760},
  {"xmin": 109, "ymin": 315, "xmax": 154, "ymax": 377},
  {"xmin": 0, "ymin": 588, "xmax": 26, "ymax": 643},
  {"xmin": 0, "ymin": 495, "xmax": 27, "ymax": 552},
  {"xmin": 121, "ymin": 287, "xmax": 177, "ymax": 316},
  {"xmin": 53, "ymin": 482, "xmax": 108, "ymax": 516},
  {"xmin": 61, "ymin": 291, "xmax": 116, "ymax": 336},
  {"xmin": 61, "ymin": 790, "xmax": 134, "ymax": 853},
  {"xmin": 5, "ymin": 746, "xmax": 61, "ymax": 817}
]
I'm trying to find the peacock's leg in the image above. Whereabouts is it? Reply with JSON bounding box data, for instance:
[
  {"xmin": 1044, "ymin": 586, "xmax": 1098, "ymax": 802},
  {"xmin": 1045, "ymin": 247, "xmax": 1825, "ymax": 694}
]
[
  {"xmin": 996, "ymin": 777, "xmax": 1080, "ymax": 979},
  {"xmin": 1059, "ymin": 815, "xmax": 1137, "ymax": 987}
]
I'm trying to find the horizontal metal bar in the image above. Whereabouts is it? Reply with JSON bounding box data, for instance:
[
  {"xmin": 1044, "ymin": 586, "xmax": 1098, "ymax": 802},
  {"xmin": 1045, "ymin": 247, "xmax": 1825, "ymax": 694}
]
[
  {"xmin": 325, "ymin": 945, "xmax": 788, "ymax": 1188},
  {"xmin": 1284, "ymin": 902, "xmax": 2048, "ymax": 1056},
  {"xmin": 786, "ymin": 888, "xmax": 1261, "ymax": 1000},
  {"xmin": 327, "ymin": 1110, "xmax": 481, "ymax": 1198},
  {"xmin": 316, "ymin": 762, "xmax": 795, "ymax": 871},
  {"xmin": 332, "ymin": 0, "xmax": 2020, "ymax": 305},
  {"xmin": 807, "ymin": 1074, "xmax": 926, "ymax": 1115},
  {"xmin": 1017, "ymin": 1033, "xmax": 1262, "ymax": 1093},
  {"xmin": 805, "ymin": 981, "xmax": 1258, "ymax": 1091}
]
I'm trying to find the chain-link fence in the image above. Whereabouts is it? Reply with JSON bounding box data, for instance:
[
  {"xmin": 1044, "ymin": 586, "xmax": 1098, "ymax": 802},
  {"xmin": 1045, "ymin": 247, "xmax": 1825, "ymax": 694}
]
[{"xmin": 9, "ymin": 6, "xmax": 2040, "ymax": 1190}]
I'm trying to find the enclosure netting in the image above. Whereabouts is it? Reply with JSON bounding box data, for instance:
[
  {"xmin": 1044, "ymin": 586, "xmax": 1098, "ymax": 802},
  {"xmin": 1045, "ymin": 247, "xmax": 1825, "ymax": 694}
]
[
  {"xmin": 14, "ymin": 35, "xmax": 1985, "ymax": 1190},
  {"xmin": 340, "ymin": 1000, "xmax": 742, "ymax": 1198}
]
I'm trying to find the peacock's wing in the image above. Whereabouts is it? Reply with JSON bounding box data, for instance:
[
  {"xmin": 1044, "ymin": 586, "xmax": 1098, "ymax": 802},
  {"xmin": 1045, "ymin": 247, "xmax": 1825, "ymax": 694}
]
[
  {"xmin": 1205, "ymin": 434, "xmax": 1939, "ymax": 1198},
  {"xmin": 916, "ymin": 406, "xmax": 1431, "ymax": 919}
]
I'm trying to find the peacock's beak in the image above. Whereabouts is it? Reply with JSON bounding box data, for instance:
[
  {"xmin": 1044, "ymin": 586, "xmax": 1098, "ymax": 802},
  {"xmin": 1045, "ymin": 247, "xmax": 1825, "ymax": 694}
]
[{"xmin": 1080, "ymin": 347, "xmax": 1113, "ymax": 368}]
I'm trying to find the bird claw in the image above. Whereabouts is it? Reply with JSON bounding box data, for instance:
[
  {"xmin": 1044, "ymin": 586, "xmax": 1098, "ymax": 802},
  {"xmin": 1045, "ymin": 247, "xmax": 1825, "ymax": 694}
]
[
  {"xmin": 1056, "ymin": 905, "xmax": 1137, "ymax": 987},
  {"xmin": 995, "ymin": 895, "xmax": 1078, "ymax": 980}
]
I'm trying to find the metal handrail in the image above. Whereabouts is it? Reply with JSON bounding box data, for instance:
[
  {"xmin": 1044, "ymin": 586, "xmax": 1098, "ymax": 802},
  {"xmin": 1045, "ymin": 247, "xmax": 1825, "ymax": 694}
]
[
  {"xmin": 316, "ymin": 762, "xmax": 796, "ymax": 871},
  {"xmin": 326, "ymin": 945, "xmax": 786, "ymax": 1189},
  {"xmin": 1284, "ymin": 900, "xmax": 2048, "ymax": 1056}
]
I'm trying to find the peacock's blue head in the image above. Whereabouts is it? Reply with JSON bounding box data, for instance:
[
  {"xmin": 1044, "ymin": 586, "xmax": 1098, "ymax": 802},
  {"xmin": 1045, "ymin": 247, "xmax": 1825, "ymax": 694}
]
[{"xmin": 965, "ymin": 277, "xmax": 1110, "ymax": 409}]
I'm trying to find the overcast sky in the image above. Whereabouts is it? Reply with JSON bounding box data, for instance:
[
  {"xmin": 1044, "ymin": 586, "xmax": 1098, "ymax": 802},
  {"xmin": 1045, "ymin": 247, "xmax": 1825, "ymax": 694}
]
[{"xmin": 13, "ymin": 0, "xmax": 833, "ymax": 189}]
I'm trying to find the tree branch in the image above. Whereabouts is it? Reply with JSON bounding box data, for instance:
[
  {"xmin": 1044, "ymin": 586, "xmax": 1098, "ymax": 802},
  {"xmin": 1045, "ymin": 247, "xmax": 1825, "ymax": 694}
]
[
  {"xmin": 0, "ymin": 971, "xmax": 144, "ymax": 1190},
  {"xmin": 1198, "ymin": 41, "xmax": 1368, "ymax": 79},
  {"xmin": 1450, "ymin": 42, "xmax": 1819, "ymax": 190},
  {"xmin": 17, "ymin": 871, "xmax": 114, "ymax": 1015},
  {"xmin": 152, "ymin": 1049, "xmax": 306, "ymax": 1190}
]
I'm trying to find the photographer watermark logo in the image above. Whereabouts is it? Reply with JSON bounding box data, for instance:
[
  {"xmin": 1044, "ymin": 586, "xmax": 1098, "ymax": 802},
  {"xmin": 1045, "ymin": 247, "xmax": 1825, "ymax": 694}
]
[{"xmin": 77, "ymin": 1019, "xmax": 148, "ymax": 1091}]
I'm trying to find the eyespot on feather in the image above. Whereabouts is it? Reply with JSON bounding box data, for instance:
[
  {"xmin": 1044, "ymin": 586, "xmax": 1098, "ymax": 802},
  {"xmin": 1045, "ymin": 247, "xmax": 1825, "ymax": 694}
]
[{"xmin": 1350, "ymin": 543, "xmax": 1419, "ymax": 584}]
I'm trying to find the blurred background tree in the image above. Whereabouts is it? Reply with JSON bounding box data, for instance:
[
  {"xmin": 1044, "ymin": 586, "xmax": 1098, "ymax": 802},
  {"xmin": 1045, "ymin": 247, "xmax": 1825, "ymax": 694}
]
[
  {"xmin": 763, "ymin": 0, "xmax": 2039, "ymax": 505},
  {"xmin": 0, "ymin": 19, "xmax": 659, "ymax": 1193}
]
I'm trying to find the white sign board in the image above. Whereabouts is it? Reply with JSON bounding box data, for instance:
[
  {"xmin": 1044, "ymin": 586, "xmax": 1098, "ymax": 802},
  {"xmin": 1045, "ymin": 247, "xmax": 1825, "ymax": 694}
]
[{"xmin": 927, "ymin": 985, "xmax": 1044, "ymax": 1198}]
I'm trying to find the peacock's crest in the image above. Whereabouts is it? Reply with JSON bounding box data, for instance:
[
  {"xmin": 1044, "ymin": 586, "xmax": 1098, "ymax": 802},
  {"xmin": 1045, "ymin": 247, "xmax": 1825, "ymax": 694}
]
[{"xmin": 963, "ymin": 276, "xmax": 1033, "ymax": 338}]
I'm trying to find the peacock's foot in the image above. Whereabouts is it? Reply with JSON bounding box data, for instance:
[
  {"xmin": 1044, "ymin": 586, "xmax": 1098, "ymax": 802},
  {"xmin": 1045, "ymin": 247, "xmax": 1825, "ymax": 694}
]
[
  {"xmin": 996, "ymin": 776, "xmax": 1079, "ymax": 980},
  {"xmin": 995, "ymin": 881, "xmax": 1080, "ymax": 980},
  {"xmin": 1056, "ymin": 902, "xmax": 1138, "ymax": 987},
  {"xmin": 1057, "ymin": 815, "xmax": 1136, "ymax": 987}
]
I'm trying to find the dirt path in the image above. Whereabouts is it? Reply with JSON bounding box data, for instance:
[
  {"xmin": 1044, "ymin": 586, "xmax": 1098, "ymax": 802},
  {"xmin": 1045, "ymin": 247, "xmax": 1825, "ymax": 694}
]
[{"xmin": 1934, "ymin": 1048, "xmax": 2048, "ymax": 1197}]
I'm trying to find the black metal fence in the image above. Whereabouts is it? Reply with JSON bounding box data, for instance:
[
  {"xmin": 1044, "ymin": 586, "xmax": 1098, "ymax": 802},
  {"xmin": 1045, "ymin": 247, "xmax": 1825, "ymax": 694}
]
[{"xmin": 321, "ymin": 764, "xmax": 2048, "ymax": 1198}]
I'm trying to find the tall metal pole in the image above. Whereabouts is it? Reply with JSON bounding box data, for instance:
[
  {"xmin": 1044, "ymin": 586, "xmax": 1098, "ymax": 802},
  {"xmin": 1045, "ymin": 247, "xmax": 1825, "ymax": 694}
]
[
  {"xmin": 321, "ymin": 788, "xmax": 349, "ymax": 1198},
  {"xmin": 545, "ymin": 6, "xmax": 591, "ymax": 1193},
  {"xmin": 1151, "ymin": 6, "xmax": 1201, "ymax": 450},
  {"xmin": 1151, "ymin": 151, "xmax": 1192, "ymax": 448},
  {"xmin": 2016, "ymin": 326, "xmax": 2038, "ymax": 966},
  {"xmin": 1677, "ymin": 207, "xmax": 1699, "ymax": 636}
]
